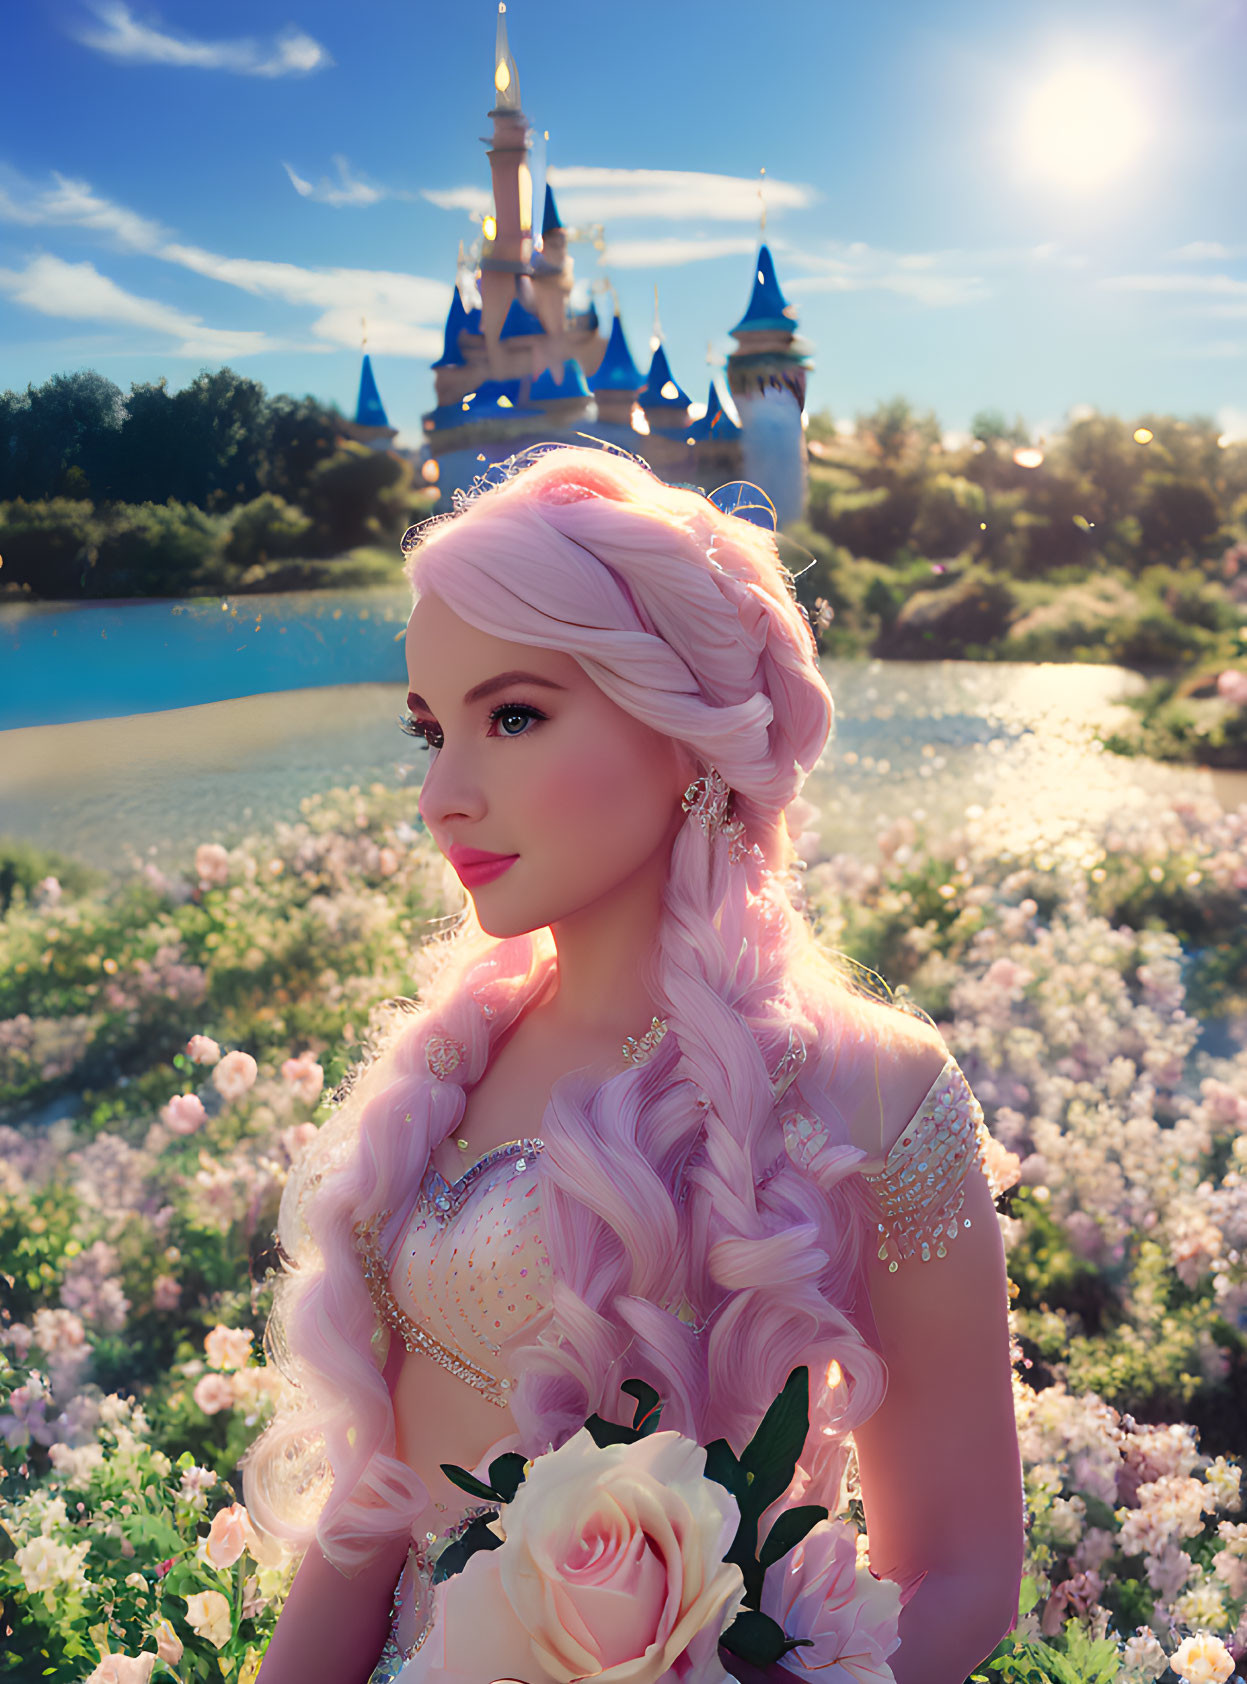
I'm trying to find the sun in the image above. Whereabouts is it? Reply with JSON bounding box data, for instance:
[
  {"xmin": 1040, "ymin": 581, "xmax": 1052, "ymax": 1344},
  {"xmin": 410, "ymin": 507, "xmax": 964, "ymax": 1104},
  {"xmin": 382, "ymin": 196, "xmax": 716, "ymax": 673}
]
[{"xmin": 1018, "ymin": 63, "xmax": 1148, "ymax": 192}]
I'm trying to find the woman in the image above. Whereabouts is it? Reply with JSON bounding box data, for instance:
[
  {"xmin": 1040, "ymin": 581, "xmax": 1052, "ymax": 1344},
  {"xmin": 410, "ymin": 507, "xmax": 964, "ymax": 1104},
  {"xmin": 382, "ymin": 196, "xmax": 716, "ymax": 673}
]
[{"xmin": 244, "ymin": 444, "xmax": 1023, "ymax": 1682}]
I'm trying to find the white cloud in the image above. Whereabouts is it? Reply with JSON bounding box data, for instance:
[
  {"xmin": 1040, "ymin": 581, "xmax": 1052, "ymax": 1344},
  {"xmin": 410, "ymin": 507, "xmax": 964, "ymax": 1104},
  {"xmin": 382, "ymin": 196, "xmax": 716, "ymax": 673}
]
[
  {"xmin": 421, "ymin": 186, "xmax": 492, "ymax": 218},
  {"xmin": 422, "ymin": 167, "xmax": 813, "ymax": 227},
  {"xmin": 0, "ymin": 253, "xmax": 285, "ymax": 358},
  {"xmin": 73, "ymin": 2, "xmax": 331, "ymax": 76},
  {"xmin": 1101, "ymin": 271, "xmax": 1247, "ymax": 296},
  {"xmin": 1186, "ymin": 340, "xmax": 1247, "ymax": 359},
  {"xmin": 281, "ymin": 155, "xmax": 386, "ymax": 208},
  {"xmin": 545, "ymin": 166, "xmax": 813, "ymax": 224},
  {"xmin": 1218, "ymin": 406, "xmax": 1247, "ymax": 441},
  {"xmin": 784, "ymin": 242, "xmax": 990, "ymax": 307},
  {"xmin": 0, "ymin": 169, "xmax": 167, "ymax": 250},
  {"xmin": 0, "ymin": 168, "xmax": 449, "ymax": 356},
  {"xmin": 604, "ymin": 235, "xmax": 757, "ymax": 270},
  {"xmin": 1169, "ymin": 241, "xmax": 1232, "ymax": 261}
]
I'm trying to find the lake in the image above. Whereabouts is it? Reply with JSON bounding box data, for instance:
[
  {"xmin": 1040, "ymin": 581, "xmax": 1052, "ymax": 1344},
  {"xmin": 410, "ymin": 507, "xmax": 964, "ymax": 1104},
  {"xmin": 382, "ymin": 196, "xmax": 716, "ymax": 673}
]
[{"xmin": 2, "ymin": 587, "xmax": 1245, "ymax": 871}]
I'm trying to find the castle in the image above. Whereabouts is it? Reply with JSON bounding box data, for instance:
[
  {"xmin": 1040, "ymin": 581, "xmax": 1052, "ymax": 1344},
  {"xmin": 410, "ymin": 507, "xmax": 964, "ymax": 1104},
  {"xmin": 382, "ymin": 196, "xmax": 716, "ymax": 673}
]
[{"xmin": 342, "ymin": 6, "xmax": 812, "ymax": 525}]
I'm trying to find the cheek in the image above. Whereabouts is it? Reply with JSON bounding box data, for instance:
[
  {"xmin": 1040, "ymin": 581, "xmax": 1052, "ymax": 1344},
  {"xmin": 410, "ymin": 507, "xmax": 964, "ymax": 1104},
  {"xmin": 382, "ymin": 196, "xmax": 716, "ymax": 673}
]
[{"xmin": 527, "ymin": 731, "xmax": 676, "ymax": 850}]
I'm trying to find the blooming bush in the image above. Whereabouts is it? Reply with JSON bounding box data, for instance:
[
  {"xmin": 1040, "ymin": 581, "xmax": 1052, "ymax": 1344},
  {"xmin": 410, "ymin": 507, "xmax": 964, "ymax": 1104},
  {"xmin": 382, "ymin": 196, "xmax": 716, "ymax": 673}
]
[{"xmin": 1, "ymin": 783, "xmax": 1246, "ymax": 1677}]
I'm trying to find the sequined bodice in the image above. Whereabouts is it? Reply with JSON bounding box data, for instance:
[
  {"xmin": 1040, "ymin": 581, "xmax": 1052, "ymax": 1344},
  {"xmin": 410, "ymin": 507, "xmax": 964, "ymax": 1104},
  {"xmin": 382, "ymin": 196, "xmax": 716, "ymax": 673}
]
[
  {"xmin": 355, "ymin": 1052, "xmax": 1002, "ymax": 1408},
  {"xmin": 356, "ymin": 1140, "xmax": 551, "ymax": 1406}
]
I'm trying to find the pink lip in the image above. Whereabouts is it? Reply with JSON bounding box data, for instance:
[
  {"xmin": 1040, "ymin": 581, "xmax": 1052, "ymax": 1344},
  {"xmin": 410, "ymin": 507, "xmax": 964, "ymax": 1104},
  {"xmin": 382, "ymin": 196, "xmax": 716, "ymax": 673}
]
[{"xmin": 447, "ymin": 846, "xmax": 519, "ymax": 888}]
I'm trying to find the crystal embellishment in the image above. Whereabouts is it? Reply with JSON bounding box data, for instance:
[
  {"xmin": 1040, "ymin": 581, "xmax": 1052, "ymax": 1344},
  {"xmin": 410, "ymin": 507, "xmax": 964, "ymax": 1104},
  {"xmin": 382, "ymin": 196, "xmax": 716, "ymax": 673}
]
[
  {"xmin": 425, "ymin": 1036, "xmax": 466, "ymax": 1080},
  {"xmin": 860, "ymin": 1059, "xmax": 993, "ymax": 1273}
]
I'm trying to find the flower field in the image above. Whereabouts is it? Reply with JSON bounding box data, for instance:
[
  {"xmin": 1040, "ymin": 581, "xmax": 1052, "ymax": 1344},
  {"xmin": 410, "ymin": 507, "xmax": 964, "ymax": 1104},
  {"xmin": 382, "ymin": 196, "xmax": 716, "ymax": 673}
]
[{"xmin": 1, "ymin": 782, "xmax": 1246, "ymax": 1681}]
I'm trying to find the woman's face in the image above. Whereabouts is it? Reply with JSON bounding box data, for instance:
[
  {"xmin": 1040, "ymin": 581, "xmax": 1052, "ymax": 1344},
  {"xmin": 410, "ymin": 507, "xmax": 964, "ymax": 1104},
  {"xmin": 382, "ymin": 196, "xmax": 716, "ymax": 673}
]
[{"xmin": 404, "ymin": 591, "xmax": 693, "ymax": 938}]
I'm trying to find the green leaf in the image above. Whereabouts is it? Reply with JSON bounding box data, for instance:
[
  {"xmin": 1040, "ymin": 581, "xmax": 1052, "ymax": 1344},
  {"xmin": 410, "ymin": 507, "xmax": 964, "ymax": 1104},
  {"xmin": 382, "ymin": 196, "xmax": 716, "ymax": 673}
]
[
  {"xmin": 621, "ymin": 1378, "xmax": 662, "ymax": 1433},
  {"xmin": 487, "ymin": 1453, "xmax": 528, "ymax": 1504},
  {"xmin": 738, "ymin": 1366, "xmax": 810, "ymax": 1517},
  {"xmin": 432, "ymin": 1513, "xmax": 502, "ymax": 1583},
  {"xmin": 758, "ymin": 1503, "xmax": 828, "ymax": 1569},
  {"xmin": 437, "ymin": 1463, "xmax": 499, "ymax": 1503},
  {"xmin": 584, "ymin": 1412, "xmax": 640, "ymax": 1448},
  {"xmin": 718, "ymin": 1608, "xmax": 789, "ymax": 1666},
  {"xmin": 1016, "ymin": 1574, "xmax": 1041, "ymax": 1618},
  {"xmin": 702, "ymin": 1438, "xmax": 743, "ymax": 1500}
]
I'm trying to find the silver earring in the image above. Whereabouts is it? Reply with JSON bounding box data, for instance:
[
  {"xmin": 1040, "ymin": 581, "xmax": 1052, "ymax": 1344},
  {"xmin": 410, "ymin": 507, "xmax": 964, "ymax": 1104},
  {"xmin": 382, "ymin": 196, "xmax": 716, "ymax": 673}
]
[
  {"xmin": 680, "ymin": 769, "xmax": 764, "ymax": 868},
  {"xmin": 681, "ymin": 768, "xmax": 732, "ymax": 835}
]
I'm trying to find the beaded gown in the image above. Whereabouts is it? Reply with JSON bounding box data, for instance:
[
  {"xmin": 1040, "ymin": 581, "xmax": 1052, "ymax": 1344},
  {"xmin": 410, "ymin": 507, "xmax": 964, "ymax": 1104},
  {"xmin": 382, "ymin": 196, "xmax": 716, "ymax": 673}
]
[{"xmin": 351, "ymin": 1047, "xmax": 997, "ymax": 1680}]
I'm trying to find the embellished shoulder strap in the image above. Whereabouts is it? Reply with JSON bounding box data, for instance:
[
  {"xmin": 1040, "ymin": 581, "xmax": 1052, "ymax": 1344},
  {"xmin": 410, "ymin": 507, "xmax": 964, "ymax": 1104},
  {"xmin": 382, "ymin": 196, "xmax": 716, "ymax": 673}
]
[{"xmin": 861, "ymin": 1058, "xmax": 992, "ymax": 1271}]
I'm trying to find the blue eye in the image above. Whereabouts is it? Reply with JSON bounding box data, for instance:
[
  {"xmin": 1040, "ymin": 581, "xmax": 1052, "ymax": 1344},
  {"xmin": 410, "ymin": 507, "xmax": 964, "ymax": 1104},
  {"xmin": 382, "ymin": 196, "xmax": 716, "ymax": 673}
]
[
  {"xmin": 490, "ymin": 703, "xmax": 543, "ymax": 738},
  {"xmin": 396, "ymin": 703, "xmax": 545, "ymax": 751}
]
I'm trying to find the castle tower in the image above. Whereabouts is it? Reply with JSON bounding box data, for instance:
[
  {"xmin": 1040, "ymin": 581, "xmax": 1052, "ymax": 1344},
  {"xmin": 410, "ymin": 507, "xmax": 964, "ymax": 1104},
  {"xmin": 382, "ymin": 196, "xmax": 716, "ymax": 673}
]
[
  {"xmin": 340, "ymin": 351, "xmax": 397, "ymax": 450},
  {"xmin": 725, "ymin": 244, "xmax": 810, "ymax": 526},
  {"xmin": 589, "ymin": 311, "xmax": 644, "ymax": 427},
  {"xmin": 638, "ymin": 341, "xmax": 692, "ymax": 433},
  {"xmin": 478, "ymin": 4, "xmax": 533, "ymax": 369}
]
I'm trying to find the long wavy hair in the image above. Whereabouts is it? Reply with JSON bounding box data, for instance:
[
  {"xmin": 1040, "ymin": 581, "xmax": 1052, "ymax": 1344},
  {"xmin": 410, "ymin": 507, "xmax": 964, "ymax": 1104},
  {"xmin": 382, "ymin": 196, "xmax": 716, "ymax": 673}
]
[{"xmin": 243, "ymin": 445, "xmax": 925, "ymax": 1576}]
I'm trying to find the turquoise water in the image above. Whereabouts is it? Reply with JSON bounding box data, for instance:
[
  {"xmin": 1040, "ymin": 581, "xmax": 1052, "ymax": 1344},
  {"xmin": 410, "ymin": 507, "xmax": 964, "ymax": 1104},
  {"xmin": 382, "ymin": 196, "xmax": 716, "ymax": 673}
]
[
  {"xmin": 0, "ymin": 587, "xmax": 413, "ymax": 729},
  {"xmin": 4, "ymin": 609, "xmax": 1246, "ymax": 873}
]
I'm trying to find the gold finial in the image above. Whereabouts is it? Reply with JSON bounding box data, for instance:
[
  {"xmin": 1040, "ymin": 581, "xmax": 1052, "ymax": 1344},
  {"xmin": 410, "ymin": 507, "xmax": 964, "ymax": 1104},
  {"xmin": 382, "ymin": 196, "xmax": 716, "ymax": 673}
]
[
  {"xmin": 361, "ymin": 315, "xmax": 367, "ymax": 349},
  {"xmin": 759, "ymin": 166, "xmax": 767, "ymax": 234},
  {"xmin": 650, "ymin": 283, "xmax": 662, "ymax": 353},
  {"xmin": 494, "ymin": 2, "xmax": 521, "ymax": 110}
]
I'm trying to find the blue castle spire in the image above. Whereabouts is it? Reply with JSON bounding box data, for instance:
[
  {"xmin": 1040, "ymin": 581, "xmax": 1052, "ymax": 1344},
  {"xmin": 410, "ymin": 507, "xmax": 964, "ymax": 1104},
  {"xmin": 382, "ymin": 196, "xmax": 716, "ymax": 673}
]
[
  {"xmin": 589, "ymin": 313, "xmax": 644, "ymax": 392},
  {"xmin": 500, "ymin": 295, "xmax": 546, "ymax": 339},
  {"xmin": 730, "ymin": 244, "xmax": 797, "ymax": 336},
  {"xmin": 432, "ymin": 289, "xmax": 469, "ymax": 369},
  {"xmin": 686, "ymin": 380, "xmax": 741, "ymax": 441},
  {"xmin": 542, "ymin": 184, "xmax": 563, "ymax": 236},
  {"xmin": 530, "ymin": 359, "xmax": 591, "ymax": 402},
  {"xmin": 354, "ymin": 354, "xmax": 390, "ymax": 427},
  {"xmin": 639, "ymin": 343, "xmax": 690, "ymax": 410}
]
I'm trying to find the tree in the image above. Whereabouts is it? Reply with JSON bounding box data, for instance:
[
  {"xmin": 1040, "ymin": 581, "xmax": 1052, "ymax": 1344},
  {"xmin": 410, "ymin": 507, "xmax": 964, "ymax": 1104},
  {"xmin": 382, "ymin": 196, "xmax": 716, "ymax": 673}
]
[
  {"xmin": 259, "ymin": 394, "xmax": 342, "ymax": 506},
  {"xmin": 1137, "ymin": 475, "xmax": 1221, "ymax": 563},
  {"xmin": 0, "ymin": 372, "xmax": 125, "ymax": 501},
  {"xmin": 302, "ymin": 444, "xmax": 415, "ymax": 554},
  {"xmin": 857, "ymin": 397, "xmax": 940, "ymax": 472},
  {"xmin": 970, "ymin": 409, "xmax": 1029, "ymax": 449},
  {"xmin": 108, "ymin": 369, "xmax": 270, "ymax": 508}
]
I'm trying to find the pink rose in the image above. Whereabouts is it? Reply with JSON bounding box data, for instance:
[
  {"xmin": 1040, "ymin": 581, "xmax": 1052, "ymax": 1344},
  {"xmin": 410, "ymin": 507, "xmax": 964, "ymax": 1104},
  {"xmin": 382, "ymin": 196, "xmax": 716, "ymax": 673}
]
[
  {"xmin": 185, "ymin": 1035, "xmax": 221, "ymax": 1065},
  {"xmin": 280, "ymin": 1052, "xmax": 324, "ymax": 1105},
  {"xmin": 280, "ymin": 1122, "xmax": 319, "ymax": 1162},
  {"xmin": 152, "ymin": 1275, "xmax": 181, "ymax": 1311},
  {"xmin": 204, "ymin": 1324, "xmax": 253, "ymax": 1372},
  {"xmin": 431, "ymin": 1427, "xmax": 744, "ymax": 1684},
  {"xmin": 211, "ymin": 1050, "xmax": 257, "ymax": 1103},
  {"xmin": 192, "ymin": 1373, "xmax": 235, "ymax": 1416},
  {"xmin": 161, "ymin": 1093, "xmax": 206, "ymax": 1136},
  {"xmin": 83, "ymin": 1656, "xmax": 154, "ymax": 1684},
  {"xmin": 759, "ymin": 1519, "xmax": 902, "ymax": 1682},
  {"xmin": 194, "ymin": 843, "xmax": 230, "ymax": 887},
  {"xmin": 203, "ymin": 1502, "xmax": 262, "ymax": 1569},
  {"xmin": 153, "ymin": 1618, "xmax": 183, "ymax": 1666},
  {"xmin": 184, "ymin": 1589, "xmax": 232, "ymax": 1649},
  {"xmin": 1216, "ymin": 670, "xmax": 1247, "ymax": 709}
]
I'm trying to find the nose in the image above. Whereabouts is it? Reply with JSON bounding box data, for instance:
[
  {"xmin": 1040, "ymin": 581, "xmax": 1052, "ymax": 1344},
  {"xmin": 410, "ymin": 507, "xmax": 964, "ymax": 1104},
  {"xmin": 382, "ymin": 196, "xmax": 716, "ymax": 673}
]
[{"xmin": 416, "ymin": 743, "xmax": 486, "ymax": 833}]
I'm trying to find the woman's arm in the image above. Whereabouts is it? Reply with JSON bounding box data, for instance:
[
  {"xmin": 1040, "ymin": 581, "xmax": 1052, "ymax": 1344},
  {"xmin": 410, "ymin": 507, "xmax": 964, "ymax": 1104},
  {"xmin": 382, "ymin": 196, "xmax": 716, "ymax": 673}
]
[
  {"xmin": 257, "ymin": 1531, "xmax": 410, "ymax": 1684},
  {"xmin": 850, "ymin": 1036, "xmax": 1024, "ymax": 1684}
]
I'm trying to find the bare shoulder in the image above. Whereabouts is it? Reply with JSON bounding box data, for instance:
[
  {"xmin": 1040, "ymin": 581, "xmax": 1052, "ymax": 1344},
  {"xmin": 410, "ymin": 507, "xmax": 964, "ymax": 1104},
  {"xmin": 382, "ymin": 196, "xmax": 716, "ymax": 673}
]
[{"xmin": 811, "ymin": 997, "xmax": 950, "ymax": 1170}]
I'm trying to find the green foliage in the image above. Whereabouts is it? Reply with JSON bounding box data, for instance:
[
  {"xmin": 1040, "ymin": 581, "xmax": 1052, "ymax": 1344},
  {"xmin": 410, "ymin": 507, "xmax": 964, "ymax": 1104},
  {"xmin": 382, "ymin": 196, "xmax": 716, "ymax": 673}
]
[
  {"xmin": 222, "ymin": 493, "xmax": 314, "ymax": 569},
  {"xmin": 302, "ymin": 442, "xmax": 416, "ymax": 554},
  {"xmin": 874, "ymin": 566, "xmax": 1019, "ymax": 659},
  {"xmin": 0, "ymin": 498, "xmax": 100, "ymax": 597},
  {"xmin": 92, "ymin": 501, "xmax": 227, "ymax": 597},
  {"xmin": 0, "ymin": 836, "xmax": 104, "ymax": 916}
]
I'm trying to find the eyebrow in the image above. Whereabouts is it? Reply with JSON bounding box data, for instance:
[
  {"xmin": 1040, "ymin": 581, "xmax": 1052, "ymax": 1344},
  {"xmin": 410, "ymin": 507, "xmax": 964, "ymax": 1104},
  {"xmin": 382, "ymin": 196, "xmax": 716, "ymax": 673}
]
[{"xmin": 406, "ymin": 669, "xmax": 569, "ymax": 714}]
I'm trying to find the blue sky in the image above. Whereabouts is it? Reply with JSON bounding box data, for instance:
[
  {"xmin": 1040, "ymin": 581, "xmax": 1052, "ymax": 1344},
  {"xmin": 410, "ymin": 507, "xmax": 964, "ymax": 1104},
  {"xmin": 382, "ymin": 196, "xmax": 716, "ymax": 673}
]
[{"xmin": 2, "ymin": 0, "xmax": 1244, "ymax": 446}]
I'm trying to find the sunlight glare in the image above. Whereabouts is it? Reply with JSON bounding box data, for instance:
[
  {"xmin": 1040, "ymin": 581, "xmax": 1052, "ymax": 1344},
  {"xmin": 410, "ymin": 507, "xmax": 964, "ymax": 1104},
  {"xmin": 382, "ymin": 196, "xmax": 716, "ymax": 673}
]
[{"xmin": 1019, "ymin": 64, "xmax": 1147, "ymax": 191}]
